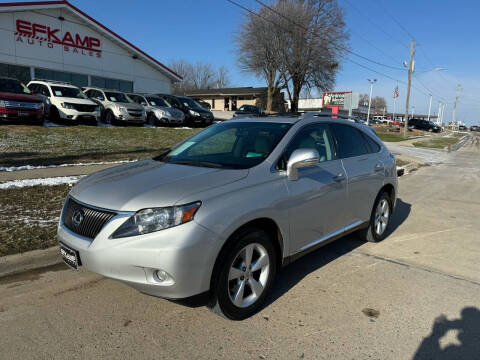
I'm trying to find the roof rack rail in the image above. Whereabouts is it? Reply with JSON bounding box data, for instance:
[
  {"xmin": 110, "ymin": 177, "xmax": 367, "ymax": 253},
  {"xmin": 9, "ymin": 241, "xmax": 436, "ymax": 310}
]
[
  {"xmin": 32, "ymin": 79, "xmax": 73, "ymax": 86},
  {"xmin": 302, "ymin": 112, "xmax": 364, "ymax": 123}
]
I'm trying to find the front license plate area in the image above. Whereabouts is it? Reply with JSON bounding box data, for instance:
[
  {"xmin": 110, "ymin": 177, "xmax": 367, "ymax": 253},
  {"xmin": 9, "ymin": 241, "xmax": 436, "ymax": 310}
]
[
  {"xmin": 18, "ymin": 111, "xmax": 29, "ymax": 117},
  {"xmin": 59, "ymin": 242, "xmax": 80, "ymax": 270}
]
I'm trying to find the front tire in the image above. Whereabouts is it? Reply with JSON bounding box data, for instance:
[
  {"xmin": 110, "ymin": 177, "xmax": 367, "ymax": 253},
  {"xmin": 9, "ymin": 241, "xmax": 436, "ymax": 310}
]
[
  {"xmin": 104, "ymin": 110, "xmax": 114, "ymax": 125},
  {"xmin": 209, "ymin": 228, "xmax": 277, "ymax": 320},
  {"xmin": 147, "ymin": 113, "xmax": 157, "ymax": 126},
  {"xmin": 357, "ymin": 191, "xmax": 392, "ymax": 243}
]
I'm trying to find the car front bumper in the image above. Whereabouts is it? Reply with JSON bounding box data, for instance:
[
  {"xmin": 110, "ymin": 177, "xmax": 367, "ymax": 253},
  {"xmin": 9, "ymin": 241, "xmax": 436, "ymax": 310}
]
[
  {"xmin": 57, "ymin": 214, "xmax": 220, "ymax": 299},
  {"xmin": 58, "ymin": 108, "xmax": 100, "ymax": 121}
]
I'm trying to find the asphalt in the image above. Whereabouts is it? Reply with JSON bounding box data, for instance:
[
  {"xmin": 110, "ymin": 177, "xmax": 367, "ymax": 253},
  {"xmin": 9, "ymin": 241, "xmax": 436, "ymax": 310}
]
[{"xmin": 0, "ymin": 134, "xmax": 479, "ymax": 359}]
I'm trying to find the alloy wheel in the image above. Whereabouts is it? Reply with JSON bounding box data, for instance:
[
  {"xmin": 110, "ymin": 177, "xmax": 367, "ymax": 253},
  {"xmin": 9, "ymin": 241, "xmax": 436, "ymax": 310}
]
[
  {"xmin": 228, "ymin": 243, "xmax": 270, "ymax": 308},
  {"xmin": 374, "ymin": 199, "xmax": 390, "ymax": 236}
]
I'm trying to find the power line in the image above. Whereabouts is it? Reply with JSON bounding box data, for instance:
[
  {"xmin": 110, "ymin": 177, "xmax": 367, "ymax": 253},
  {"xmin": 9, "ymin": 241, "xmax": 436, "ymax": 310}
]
[{"xmin": 374, "ymin": 0, "xmax": 416, "ymax": 40}]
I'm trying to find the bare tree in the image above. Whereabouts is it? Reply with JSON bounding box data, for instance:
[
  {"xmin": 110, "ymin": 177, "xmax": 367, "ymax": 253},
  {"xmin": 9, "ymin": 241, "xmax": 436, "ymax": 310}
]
[
  {"xmin": 169, "ymin": 60, "xmax": 231, "ymax": 94},
  {"xmin": 359, "ymin": 93, "xmax": 387, "ymax": 112},
  {"xmin": 273, "ymin": 0, "xmax": 348, "ymax": 112},
  {"xmin": 236, "ymin": 6, "xmax": 288, "ymax": 112}
]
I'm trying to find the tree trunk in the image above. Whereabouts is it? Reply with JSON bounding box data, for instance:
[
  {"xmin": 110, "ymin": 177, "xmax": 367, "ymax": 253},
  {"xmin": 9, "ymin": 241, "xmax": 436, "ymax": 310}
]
[
  {"xmin": 290, "ymin": 80, "xmax": 302, "ymax": 113},
  {"xmin": 266, "ymin": 85, "xmax": 274, "ymax": 113}
]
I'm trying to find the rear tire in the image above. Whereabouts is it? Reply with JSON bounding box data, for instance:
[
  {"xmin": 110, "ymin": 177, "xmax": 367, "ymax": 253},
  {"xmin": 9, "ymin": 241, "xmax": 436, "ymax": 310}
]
[
  {"xmin": 357, "ymin": 191, "xmax": 392, "ymax": 243},
  {"xmin": 209, "ymin": 228, "xmax": 277, "ymax": 320}
]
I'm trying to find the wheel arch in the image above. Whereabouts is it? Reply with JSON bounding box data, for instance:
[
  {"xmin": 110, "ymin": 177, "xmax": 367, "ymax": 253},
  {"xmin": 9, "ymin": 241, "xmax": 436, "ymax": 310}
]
[
  {"xmin": 209, "ymin": 217, "xmax": 285, "ymax": 295},
  {"xmin": 380, "ymin": 183, "xmax": 396, "ymax": 205}
]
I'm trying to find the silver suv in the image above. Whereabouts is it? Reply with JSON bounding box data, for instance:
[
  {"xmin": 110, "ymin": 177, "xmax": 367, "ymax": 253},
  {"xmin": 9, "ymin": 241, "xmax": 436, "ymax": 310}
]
[
  {"xmin": 58, "ymin": 115, "xmax": 397, "ymax": 320},
  {"xmin": 127, "ymin": 93, "xmax": 184, "ymax": 126},
  {"xmin": 82, "ymin": 87, "xmax": 145, "ymax": 125}
]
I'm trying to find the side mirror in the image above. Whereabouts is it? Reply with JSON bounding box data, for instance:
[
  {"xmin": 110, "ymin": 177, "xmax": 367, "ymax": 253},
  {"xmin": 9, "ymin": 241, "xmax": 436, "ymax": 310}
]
[{"xmin": 286, "ymin": 148, "xmax": 320, "ymax": 181}]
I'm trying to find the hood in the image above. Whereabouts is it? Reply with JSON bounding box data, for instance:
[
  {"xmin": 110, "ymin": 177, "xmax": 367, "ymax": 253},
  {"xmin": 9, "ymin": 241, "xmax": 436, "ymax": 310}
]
[
  {"xmin": 0, "ymin": 92, "xmax": 42, "ymax": 102},
  {"xmin": 114, "ymin": 102, "xmax": 143, "ymax": 109},
  {"xmin": 154, "ymin": 106, "xmax": 183, "ymax": 116},
  {"xmin": 70, "ymin": 159, "xmax": 248, "ymax": 211},
  {"xmin": 59, "ymin": 98, "xmax": 97, "ymax": 105}
]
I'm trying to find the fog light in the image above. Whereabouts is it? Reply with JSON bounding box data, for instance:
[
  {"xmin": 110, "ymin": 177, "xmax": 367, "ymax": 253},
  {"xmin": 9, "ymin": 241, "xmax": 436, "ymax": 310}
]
[{"xmin": 154, "ymin": 269, "xmax": 174, "ymax": 285}]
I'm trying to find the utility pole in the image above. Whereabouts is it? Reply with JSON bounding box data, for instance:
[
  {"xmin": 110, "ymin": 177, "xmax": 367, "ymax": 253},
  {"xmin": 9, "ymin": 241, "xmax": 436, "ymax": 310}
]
[
  {"xmin": 452, "ymin": 84, "xmax": 462, "ymax": 128},
  {"xmin": 403, "ymin": 40, "xmax": 415, "ymax": 137},
  {"xmin": 437, "ymin": 102, "xmax": 442, "ymax": 126},
  {"xmin": 427, "ymin": 94, "xmax": 432, "ymax": 122},
  {"xmin": 366, "ymin": 78, "xmax": 377, "ymax": 126}
]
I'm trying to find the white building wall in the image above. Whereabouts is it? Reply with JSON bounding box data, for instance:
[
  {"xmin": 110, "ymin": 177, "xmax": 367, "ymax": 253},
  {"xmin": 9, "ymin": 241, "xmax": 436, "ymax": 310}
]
[{"xmin": 0, "ymin": 7, "xmax": 172, "ymax": 93}]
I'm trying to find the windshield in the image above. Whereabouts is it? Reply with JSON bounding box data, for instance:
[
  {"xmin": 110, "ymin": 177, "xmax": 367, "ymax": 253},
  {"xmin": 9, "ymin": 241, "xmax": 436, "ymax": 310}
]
[
  {"xmin": 0, "ymin": 79, "xmax": 31, "ymax": 94},
  {"xmin": 146, "ymin": 97, "xmax": 170, "ymax": 107},
  {"xmin": 156, "ymin": 122, "xmax": 292, "ymax": 169},
  {"xmin": 105, "ymin": 92, "xmax": 130, "ymax": 103},
  {"xmin": 51, "ymin": 86, "xmax": 87, "ymax": 99},
  {"xmin": 180, "ymin": 97, "xmax": 203, "ymax": 109}
]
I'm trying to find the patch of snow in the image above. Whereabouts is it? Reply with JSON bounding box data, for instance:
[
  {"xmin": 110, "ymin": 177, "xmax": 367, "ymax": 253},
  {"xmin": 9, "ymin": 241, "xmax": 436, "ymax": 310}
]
[
  {"xmin": 43, "ymin": 120, "xmax": 65, "ymax": 127},
  {"xmin": 97, "ymin": 122, "xmax": 114, "ymax": 128},
  {"xmin": 0, "ymin": 176, "xmax": 84, "ymax": 189},
  {"xmin": 0, "ymin": 159, "xmax": 136, "ymax": 172},
  {"xmin": 173, "ymin": 127, "xmax": 192, "ymax": 129}
]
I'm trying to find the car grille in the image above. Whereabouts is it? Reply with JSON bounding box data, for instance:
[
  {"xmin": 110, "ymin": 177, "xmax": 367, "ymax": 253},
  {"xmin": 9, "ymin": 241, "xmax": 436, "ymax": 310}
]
[
  {"xmin": 127, "ymin": 109, "xmax": 143, "ymax": 117},
  {"xmin": 62, "ymin": 197, "xmax": 116, "ymax": 239},
  {"xmin": 4, "ymin": 100, "xmax": 41, "ymax": 110},
  {"xmin": 72, "ymin": 104, "xmax": 97, "ymax": 112}
]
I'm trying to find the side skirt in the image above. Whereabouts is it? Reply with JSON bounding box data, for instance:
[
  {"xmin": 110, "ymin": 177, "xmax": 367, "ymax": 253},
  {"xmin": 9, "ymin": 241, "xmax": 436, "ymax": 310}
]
[{"xmin": 283, "ymin": 220, "xmax": 367, "ymax": 265}]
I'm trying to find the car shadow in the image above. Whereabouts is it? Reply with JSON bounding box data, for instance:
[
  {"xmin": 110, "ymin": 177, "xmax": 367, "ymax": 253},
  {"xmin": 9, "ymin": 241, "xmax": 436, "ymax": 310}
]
[
  {"xmin": 412, "ymin": 307, "xmax": 480, "ymax": 360},
  {"xmin": 266, "ymin": 197, "xmax": 411, "ymax": 307}
]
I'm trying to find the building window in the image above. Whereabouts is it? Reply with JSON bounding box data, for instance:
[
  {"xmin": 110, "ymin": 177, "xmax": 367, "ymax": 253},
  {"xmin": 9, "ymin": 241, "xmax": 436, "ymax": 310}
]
[
  {"xmin": 34, "ymin": 68, "xmax": 87, "ymax": 87},
  {"xmin": 92, "ymin": 76, "xmax": 133, "ymax": 92},
  {"xmin": 0, "ymin": 63, "xmax": 31, "ymax": 84}
]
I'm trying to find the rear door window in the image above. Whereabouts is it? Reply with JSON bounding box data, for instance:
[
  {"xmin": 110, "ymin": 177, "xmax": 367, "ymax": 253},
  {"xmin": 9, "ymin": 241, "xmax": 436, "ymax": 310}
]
[
  {"xmin": 330, "ymin": 124, "xmax": 369, "ymax": 159},
  {"xmin": 363, "ymin": 134, "xmax": 381, "ymax": 153}
]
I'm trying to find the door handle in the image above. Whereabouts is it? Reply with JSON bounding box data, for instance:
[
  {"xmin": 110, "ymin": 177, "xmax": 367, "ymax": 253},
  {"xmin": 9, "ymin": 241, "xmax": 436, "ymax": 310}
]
[{"xmin": 333, "ymin": 173, "xmax": 345, "ymax": 182}]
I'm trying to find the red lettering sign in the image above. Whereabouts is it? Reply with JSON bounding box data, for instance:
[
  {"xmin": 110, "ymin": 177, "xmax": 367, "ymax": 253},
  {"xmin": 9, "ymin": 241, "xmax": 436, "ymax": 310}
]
[{"xmin": 15, "ymin": 19, "xmax": 101, "ymax": 54}]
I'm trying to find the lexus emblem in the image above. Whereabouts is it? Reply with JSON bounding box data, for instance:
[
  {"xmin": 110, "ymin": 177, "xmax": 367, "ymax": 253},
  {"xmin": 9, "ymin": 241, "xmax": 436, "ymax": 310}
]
[{"xmin": 72, "ymin": 209, "xmax": 84, "ymax": 227}]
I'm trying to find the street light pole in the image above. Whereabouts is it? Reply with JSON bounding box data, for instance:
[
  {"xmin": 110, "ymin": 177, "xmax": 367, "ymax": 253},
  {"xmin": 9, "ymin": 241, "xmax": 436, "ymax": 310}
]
[
  {"xmin": 366, "ymin": 78, "xmax": 377, "ymax": 126},
  {"xmin": 427, "ymin": 94, "xmax": 432, "ymax": 122}
]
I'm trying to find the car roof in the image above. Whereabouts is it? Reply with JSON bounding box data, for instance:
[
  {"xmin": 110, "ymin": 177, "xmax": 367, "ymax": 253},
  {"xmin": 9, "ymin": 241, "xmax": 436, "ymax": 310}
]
[{"xmin": 30, "ymin": 80, "xmax": 77, "ymax": 88}]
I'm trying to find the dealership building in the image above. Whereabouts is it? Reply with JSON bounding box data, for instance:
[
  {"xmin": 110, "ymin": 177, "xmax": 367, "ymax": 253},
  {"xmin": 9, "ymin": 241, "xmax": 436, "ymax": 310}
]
[{"xmin": 0, "ymin": 1, "xmax": 181, "ymax": 93}]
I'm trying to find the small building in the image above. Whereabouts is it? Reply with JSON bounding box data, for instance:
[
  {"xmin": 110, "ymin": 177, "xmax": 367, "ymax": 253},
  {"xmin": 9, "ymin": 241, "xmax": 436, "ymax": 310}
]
[
  {"xmin": 185, "ymin": 87, "xmax": 284, "ymax": 112},
  {"xmin": 0, "ymin": 1, "xmax": 181, "ymax": 93}
]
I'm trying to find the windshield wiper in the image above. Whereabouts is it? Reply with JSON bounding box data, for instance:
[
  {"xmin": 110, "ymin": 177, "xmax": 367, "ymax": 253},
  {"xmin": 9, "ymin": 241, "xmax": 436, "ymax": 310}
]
[{"xmin": 170, "ymin": 160, "xmax": 226, "ymax": 168}]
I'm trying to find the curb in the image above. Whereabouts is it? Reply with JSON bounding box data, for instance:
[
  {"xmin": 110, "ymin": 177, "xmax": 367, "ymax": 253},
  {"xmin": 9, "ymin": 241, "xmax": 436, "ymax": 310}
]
[
  {"xmin": 397, "ymin": 162, "xmax": 418, "ymax": 177},
  {"xmin": 0, "ymin": 246, "xmax": 62, "ymax": 278}
]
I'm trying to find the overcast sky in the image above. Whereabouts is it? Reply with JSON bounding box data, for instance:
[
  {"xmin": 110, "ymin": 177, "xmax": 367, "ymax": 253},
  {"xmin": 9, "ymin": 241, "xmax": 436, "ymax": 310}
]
[{"xmin": 25, "ymin": 0, "xmax": 480, "ymax": 125}]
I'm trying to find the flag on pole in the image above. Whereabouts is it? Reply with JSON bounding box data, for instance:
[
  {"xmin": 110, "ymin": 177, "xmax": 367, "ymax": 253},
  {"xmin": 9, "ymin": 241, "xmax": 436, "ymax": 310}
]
[{"xmin": 393, "ymin": 86, "xmax": 399, "ymax": 98}]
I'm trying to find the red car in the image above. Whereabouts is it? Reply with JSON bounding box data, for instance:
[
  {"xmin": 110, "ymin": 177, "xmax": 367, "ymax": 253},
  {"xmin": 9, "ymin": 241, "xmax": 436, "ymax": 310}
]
[{"xmin": 0, "ymin": 77, "xmax": 44, "ymax": 124}]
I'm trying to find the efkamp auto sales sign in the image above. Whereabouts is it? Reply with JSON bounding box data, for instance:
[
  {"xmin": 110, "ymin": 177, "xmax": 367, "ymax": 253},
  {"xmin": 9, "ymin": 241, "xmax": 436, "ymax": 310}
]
[
  {"xmin": 322, "ymin": 91, "xmax": 351, "ymax": 107},
  {"xmin": 14, "ymin": 19, "xmax": 102, "ymax": 58}
]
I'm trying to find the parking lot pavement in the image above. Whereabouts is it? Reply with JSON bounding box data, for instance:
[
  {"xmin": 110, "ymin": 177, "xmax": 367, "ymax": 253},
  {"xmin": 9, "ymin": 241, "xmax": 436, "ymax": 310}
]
[{"xmin": 0, "ymin": 134, "xmax": 479, "ymax": 360}]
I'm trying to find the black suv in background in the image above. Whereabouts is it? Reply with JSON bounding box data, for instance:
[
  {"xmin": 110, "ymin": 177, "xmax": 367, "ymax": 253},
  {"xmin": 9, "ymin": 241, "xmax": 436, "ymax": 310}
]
[
  {"xmin": 233, "ymin": 105, "xmax": 265, "ymax": 118},
  {"xmin": 470, "ymin": 125, "xmax": 480, "ymax": 132},
  {"xmin": 156, "ymin": 94, "xmax": 214, "ymax": 127},
  {"xmin": 408, "ymin": 118, "xmax": 442, "ymax": 132}
]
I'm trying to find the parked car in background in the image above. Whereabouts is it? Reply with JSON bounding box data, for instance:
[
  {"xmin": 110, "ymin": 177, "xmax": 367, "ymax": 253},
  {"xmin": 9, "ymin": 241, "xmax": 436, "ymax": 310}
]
[
  {"xmin": 408, "ymin": 118, "xmax": 442, "ymax": 132},
  {"xmin": 82, "ymin": 87, "xmax": 145, "ymax": 125},
  {"xmin": 27, "ymin": 80, "xmax": 99, "ymax": 124},
  {"xmin": 0, "ymin": 77, "xmax": 43, "ymax": 124},
  {"xmin": 58, "ymin": 114, "xmax": 397, "ymax": 320},
  {"xmin": 192, "ymin": 98, "xmax": 211, "ymax": 110},
  {"xmin": 470, "ymin": 125, "xmax": 480, "ymax": 132},
  {"xmin": 458, "ymin": 124, "xmax": 467, "ymax": 131},
  {"xmin": 156, "ymin": 94, "xmax": 214, "ymax": 127},
  {"xmin": 233, "ymin": 105, "xmax": 265, "ymax": 118},
  {"xmin": 127, "ymin": 93, "xmax": 184, "ymax": 126}
]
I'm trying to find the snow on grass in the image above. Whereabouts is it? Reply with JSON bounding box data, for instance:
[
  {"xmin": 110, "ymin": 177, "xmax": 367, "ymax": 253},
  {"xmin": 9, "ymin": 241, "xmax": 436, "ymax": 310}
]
[
  {"xmin": 0, "ymin": 175, "xmax": 84, "ymax": 189},
  {"xmin": 0, "ymin": 159, "xmax": 136, "ymax": 172}
]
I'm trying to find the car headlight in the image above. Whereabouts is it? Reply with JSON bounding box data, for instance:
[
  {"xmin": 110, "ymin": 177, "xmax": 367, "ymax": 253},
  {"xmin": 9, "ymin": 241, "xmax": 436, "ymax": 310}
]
[
  {"xmin": 189, "ymin": 110, "xmax": 200, "ymax": 117},
  {"xmin": 61, "ymin": 102, "xmax": 75, "ymax": 109},
  {"xmin": 155, "ymin": 109, "xmax": 165, "ymax": 116},
  {"xmin": 118, "ymin": 106, "xmax": 128, "ymax": 113},
  {"xmin": 111, "ymin": 202, "xmax": 201, "ymax": 238}
]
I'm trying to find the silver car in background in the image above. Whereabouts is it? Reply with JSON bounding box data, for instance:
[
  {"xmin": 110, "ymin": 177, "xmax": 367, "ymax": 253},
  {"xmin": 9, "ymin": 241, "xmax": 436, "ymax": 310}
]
[
  {"xmin": 58, "ymin": 114, "xmax": 397, "ymax": 320},
  {"xmin": 127, "ymin": 93, "xmax": 185, "ymax": 126}
]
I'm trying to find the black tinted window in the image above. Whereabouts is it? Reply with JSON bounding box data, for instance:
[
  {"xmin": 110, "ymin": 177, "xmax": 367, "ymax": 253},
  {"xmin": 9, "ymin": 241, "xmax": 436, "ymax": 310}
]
[
  {"xmin": 364, "ymin": 134, "xmax": 381, "ymax": 153},
  {"xmin": 330, "ymin": 124, "xmax": 369, "ymax": 158}
]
